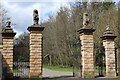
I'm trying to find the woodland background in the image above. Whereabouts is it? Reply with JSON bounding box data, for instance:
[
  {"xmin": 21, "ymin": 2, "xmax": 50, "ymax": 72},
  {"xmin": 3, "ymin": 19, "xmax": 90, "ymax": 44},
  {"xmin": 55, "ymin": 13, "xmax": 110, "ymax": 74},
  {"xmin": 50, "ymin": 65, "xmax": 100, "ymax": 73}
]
[{"xmin": 0, "ymin": 2, "xmax": 120, "ymax": 70}]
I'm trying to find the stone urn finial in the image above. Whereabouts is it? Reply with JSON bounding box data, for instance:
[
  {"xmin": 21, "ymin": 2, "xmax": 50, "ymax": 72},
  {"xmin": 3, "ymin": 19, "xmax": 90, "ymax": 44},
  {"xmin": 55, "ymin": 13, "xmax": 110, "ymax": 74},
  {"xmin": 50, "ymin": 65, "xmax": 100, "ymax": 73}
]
[
  {"xmin": 106, "ymin": 24, "xmax": 110, "ymax": 31},
  {"xmin": 104, "ymin": 24, "xmax": 113, "ymax": 36},
  {"xmin": 100, "ymin": 24, "xmax": 116, "ymax": 40},
  {"xmin": 2, "ymin": 21, "xmax": 14, "ymax": 33},
  {"xmin": 6, "ymin": 21, "xmax": 11, "ymax": 28},
  {"xmin": 33, "ymin": 9, "xmax": 39, "ymax": 25}
]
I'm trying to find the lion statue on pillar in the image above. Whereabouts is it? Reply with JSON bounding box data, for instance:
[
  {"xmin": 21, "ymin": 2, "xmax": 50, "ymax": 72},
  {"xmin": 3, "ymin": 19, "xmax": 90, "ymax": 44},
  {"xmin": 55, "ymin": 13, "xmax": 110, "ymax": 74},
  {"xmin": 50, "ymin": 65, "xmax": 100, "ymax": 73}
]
[{"xmin": 33, "ymin": 9, "xmax": 39, "ymax": 25}]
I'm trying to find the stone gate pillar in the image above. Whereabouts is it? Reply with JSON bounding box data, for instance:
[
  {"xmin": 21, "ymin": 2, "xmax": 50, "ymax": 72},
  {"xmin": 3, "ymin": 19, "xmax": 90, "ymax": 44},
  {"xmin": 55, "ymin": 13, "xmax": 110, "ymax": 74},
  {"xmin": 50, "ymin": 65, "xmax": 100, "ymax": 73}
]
[
  {"xmin": 78, "ymin": 28, "xmax": 95, "ymax": 78},
  {"xmin": 27, "ymin": 9, "xmax": 44, "ymax": 78},
  {"xmin": 2, "ymin": 21, "xmax": 16, "ymax": 78},
  {"xmin": 101, "ymin": 26, "xmax": 116, "ymax": 77},
  {"xmin": 27, "ymin": 26, "xmax": 44, "ymax": 78},
  {"xmin": 0, "ymin": 45, "xmax": 2, "ymax": 80},
  {"xmin": 78, "ymin": 13, "xmax": 95, "ymax": 78}
]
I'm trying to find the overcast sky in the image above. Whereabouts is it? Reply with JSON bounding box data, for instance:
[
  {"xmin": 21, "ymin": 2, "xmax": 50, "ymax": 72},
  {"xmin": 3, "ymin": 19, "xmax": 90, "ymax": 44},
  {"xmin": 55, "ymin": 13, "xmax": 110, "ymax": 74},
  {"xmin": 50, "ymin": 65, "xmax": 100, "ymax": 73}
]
[{"xmin": 1, "ymin": 0, "xmax": 119, "ymax": 37}]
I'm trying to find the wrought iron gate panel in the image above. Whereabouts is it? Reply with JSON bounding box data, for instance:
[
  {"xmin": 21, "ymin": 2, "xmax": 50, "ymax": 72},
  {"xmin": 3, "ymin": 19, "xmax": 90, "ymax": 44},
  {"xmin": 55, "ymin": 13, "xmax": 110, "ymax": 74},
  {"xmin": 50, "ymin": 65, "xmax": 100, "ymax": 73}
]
[
  {"xmin": 94, "ymin": 43, "xmax": 106, "ymax": 77},
  {"xmin": 13, "ymin": 42, "xmax": 30, "ymax": 79},
  {"xmin": 13, "ymin": 62, "xmax": 29, "ymax": 78}
]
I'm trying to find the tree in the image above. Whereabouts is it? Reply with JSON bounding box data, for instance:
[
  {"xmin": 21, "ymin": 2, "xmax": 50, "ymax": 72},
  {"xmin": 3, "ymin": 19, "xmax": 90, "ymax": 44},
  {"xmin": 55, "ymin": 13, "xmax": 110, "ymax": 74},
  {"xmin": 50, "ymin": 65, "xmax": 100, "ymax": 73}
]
[
  {"xmin": 42, "ymin": 1, "xmax": 118, "ymax": 72},
  {"xmin": 13, "ymin": 32, "xmax": 29, "ymax": 62},
  {"xmin": 0, "ymin": 4, "xmax": 10, "ymax": 44}
]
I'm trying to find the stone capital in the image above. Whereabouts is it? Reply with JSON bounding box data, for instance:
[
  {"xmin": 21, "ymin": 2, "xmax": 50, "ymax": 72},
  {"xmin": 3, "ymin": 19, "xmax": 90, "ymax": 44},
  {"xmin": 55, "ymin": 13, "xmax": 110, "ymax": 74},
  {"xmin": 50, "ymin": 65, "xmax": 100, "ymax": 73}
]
[
  {"xmin": 2, "ymin": 32, "xmax": 16, "ymax": 38},
  {"xmin": 27, "ymin": 25, "xmax": 44, "ymax": 32},
  {"xmin": 100, "ymin": 26, "xmax": 117, "ymax": 40},
  {"xmin": 78, "ymin": 28, "xmax": 95, "ymax": 34},
  {"xmin": 100, "ymin": 35, "xmax": 116, "ymax": 40}
]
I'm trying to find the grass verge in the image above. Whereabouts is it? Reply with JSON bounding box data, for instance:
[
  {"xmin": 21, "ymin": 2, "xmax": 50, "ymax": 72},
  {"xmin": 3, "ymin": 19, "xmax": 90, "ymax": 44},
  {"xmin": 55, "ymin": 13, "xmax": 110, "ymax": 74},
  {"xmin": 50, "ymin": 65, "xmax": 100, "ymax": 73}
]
[
  {"xmin": 117, "ymin": 76, "xmax": 120, "ymax": 79},
  {"xmin": 43, "ymin": 65, "xmax": 80, "ymax": 72}
]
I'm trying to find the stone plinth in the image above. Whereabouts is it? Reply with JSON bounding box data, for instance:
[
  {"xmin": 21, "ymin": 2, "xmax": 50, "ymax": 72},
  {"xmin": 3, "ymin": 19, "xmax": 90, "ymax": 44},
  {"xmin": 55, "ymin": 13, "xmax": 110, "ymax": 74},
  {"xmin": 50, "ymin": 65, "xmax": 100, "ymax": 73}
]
[
  {"xmin": 78, "ymin": 28, "xmax": 95, "ymax": 78},
  {"xmin": 27, "ymin": 25, "xmax": 44, "ymax": 78},
  {"xmin": 2, "ymin": 32, "xmax": 16, "ymax": 78},
  {"xmin": 101, "ymin": 27, "xmax": 116, "ymax": 77}
]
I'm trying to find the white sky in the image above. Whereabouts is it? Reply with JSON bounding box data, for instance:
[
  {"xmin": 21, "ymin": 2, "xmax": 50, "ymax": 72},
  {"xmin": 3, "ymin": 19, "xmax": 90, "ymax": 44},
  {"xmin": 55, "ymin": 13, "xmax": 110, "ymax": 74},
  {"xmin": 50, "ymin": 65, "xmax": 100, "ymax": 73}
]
[{"xmin": 0, "ymin": 0, "xmax": 119, "ymax": 37}]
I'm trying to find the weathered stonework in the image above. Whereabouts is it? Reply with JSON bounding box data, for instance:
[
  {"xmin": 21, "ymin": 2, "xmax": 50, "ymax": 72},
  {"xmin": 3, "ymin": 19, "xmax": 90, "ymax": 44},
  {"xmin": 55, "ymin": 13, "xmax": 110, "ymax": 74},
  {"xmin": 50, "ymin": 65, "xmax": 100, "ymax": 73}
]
[
  {"xmin": 28, "ymin": 26, "xmax": 44, "ymax": 78},
  {"xmin": 2, "ymin": 32, "xmax": 16, "ymax": 78},
  {"xmin": 118, "ymin": 47, "xmax": 120, "ymax": 76},
  {"xmin": 101, "ymin": 27, "xmax": 116, "ymax": 77},
  {"xmin": 78, "ymin": 28, "xmax": 95, "ymax": 78},
  {"xmin": 0, "ymin": 45, "xmax": 2, "ymax": 53},
  {"xmin": 0, "ymin": 44, "xmax": 2, "ymax": 80}
]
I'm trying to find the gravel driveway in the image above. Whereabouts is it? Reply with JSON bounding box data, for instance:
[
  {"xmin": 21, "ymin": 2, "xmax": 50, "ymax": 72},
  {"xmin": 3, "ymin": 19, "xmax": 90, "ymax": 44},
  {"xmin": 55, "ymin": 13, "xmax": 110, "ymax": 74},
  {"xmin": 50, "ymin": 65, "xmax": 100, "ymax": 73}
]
[{"xmin": 42, "ymin": 68, "xmax": 73, "ymax": 78}]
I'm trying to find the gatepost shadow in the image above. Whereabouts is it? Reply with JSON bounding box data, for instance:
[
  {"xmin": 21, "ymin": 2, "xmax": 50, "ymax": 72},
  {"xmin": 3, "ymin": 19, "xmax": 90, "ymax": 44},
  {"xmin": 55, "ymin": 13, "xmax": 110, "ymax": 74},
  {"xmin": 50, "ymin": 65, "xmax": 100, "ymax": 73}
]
[{"xmin": 2, "ymin": 56, "xmax": 13, "ymax": 80}]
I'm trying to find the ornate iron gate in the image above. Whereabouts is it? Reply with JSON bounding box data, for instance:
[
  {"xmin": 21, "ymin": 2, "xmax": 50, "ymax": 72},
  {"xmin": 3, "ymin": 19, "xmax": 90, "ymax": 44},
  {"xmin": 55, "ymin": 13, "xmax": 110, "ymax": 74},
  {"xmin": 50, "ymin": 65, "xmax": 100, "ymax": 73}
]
[
  {"xmin": 13, "ymin": 62, "xmax": 29, "ymax": 79},
  {"xmin": 94, "ymin": 43, "xmax": 105, "ymax": 77},
  {"xmin": 13, "ymin": 34, "xmax": 30, "ymax": 79}
]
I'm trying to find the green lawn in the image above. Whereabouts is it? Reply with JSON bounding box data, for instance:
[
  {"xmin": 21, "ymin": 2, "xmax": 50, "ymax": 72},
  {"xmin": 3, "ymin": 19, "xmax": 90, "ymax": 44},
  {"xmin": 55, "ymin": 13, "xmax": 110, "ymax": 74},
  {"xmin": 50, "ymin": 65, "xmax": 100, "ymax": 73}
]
[{"xmin": 43, "ymin": 65, "xmax": 80, "ymax": 72}]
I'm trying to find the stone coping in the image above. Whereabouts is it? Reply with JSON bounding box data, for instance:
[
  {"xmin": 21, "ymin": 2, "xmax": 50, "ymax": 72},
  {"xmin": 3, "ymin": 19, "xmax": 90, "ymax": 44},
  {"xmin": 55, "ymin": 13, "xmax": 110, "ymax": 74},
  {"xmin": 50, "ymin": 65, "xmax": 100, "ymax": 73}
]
[
  {"xmin": 78, "ymin": 28, "xmax": 95, "ymax": 34},
  {"xmin": 2, "ymin": 32, "xmax": 16, "ymax": 38},
  {"xmin": 100, "ymin": 35, "xmax": 117, "ymax": 40},
  {"xmin": 27, "ymin": 25, "xmax": 44, "ymax": 32}
]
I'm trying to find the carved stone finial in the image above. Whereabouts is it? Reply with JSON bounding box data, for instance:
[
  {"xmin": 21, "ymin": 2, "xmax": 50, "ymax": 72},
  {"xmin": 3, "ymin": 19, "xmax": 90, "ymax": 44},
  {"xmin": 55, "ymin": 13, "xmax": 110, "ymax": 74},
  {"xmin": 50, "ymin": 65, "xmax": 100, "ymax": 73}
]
[
  {"xmin": 100, "ymin": 24, "xmax": 116, "ymax": 40},
  {"xmin": 104, "ymin": 24, "xmax": 114, "ymax": 36},
  {"xmin": 33, "ymin": 9, "xmax": 39, "ymax": 25},
  {"xmin": 83, "ymin": 13, "xmax": 90, "ymax": 28},
  {"xmin": 106, "ymin": 24, "xmax": 110, "ymax": 31},
  {"xmin": 6, "ymin": 21, "xmax": 11, "ymax": 28},
  {"xmin": 2, "ymin": 21, "xmax": 14, "ymax": 33}
]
